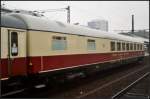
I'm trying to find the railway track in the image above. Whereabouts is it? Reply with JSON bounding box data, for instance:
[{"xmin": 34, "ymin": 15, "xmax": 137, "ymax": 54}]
[
  {"xmin": 44, "ymin": 57, "xmax": 148, "ymax": 98},
  {"xmin": 40, "ymin": 63, "xmax": 148, "ymax": 98},
  {"xmin": 112, "ymin": 72, "xmax": 150, "ymax": 99},
  {"xmin": 1, "ymin": 56, "xmax": 149, "ymax": 98},
  {"xmin": 76, "ymin": 66, "xmax": 149, "ymax": 99}
]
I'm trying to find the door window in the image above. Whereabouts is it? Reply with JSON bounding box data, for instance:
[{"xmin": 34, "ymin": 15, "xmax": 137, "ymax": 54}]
[{"xmin": 11, "ymin": 32, "xmax": 18, "ymax": 56}]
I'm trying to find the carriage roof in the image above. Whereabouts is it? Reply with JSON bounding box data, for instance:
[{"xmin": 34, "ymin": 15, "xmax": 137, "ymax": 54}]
[
  {"xmin": 1, "ymin": 14, "xmax": 27, "ymax": 29},
  {"xmin": 2, "ymin": 13, "xmax": 144, "ymax": 43}
]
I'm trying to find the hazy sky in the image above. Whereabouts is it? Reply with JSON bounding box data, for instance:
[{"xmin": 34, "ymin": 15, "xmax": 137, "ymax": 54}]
[{"xmin": 1, "ymin": 1, "xmax": 149, "ymax": 33}]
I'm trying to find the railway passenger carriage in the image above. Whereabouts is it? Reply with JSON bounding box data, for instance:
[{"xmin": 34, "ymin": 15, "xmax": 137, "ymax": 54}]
[{"xmin": 1, "ymin": 13, "xmax": 144, "ymax": 87}]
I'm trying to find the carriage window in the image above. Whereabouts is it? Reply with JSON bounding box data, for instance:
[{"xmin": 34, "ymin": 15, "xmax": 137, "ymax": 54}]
[
  {"xmin": 111, "ymin": 41, "xmax": 115, "ymax": 51},
  {"xmin": 117, "ymin": 42, "xmax": 121, "ymax": 51},
  {"xmin": 140, "ymin": 44, "xmax": 142, "ymax": 50},
  {"xmin": 87, "ymin": 39, "xmax": 96, "ymax": 50},
  {"xmin": 52, "ymin": 36, "xmax": 67, "ymax": 50},
  {"xmin": 130, "ymin": 43, "xmax": 133, "ymax": 50},
  {"xmin": 137, "ymin": 44, "xmax": 139, "ymax": 50},
  {"xmin": 139, "ymin": 44, "xmax": 140, "ymax": 50},
  {"xmin": 134, "ymin": 43, "xmax": 136, "ymax": 50},
  {"xmin": 126, "ymin": 43, "xmax": 129, "ymax": 50},
  {"xmin": 142, "ymin": 44, "xmax": 144, "ymax": 50},
  {"xmin": 11, "ymin": 32, "xmax": 18, "ymax": 56},
  {"xmin": 122, "ymin": 43, "xmax": 125, "ymax": 51},
  {"xmin": 139, "ymin": 44, "xmax": 141, "ymax": 50},
  {"xmin": 138, "ymin": 44, "xmax": 141, "ymax": 50}
]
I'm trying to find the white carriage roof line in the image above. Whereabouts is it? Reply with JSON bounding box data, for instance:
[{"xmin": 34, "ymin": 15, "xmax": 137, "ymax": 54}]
[{"xmin": 5, "ymin": 13, "xmax": 143, "ymax": 43}]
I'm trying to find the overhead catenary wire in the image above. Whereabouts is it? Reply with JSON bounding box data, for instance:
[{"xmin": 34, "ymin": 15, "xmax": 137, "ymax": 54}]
[{"xmin": 33, "ymin": 6, "xmax": 70, "ymax": 23}]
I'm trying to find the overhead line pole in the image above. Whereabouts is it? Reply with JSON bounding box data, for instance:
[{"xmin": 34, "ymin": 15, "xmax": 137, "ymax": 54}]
[
  {"xmin": 66, "ymin": 6, "xmax": 70, "ymax": 23},
  {"xmin": 132, "ymin": 14, "xmax": 134, "ymax": 34}
]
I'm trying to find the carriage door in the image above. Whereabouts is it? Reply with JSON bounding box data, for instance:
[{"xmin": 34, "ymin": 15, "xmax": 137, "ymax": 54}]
[{"xmin": 8, "ymin": 30, "xmax": 27, "ymax": 77}]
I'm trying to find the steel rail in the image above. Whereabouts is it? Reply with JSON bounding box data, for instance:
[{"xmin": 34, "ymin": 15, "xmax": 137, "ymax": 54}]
[
  {"xmin": 111, "ymin": 72, "xmax": 150, "ymax": 99},
  {"xmin": 1, "ymin": 89, "xmax": 26, "ymax": 97},
  {"xmin": 76, "ymin": 66, "xmax": 148, "ymax": 99}
]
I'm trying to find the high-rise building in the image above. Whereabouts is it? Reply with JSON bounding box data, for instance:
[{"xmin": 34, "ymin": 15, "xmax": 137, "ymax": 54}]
[{"xmin": 88, "ymin": 19, "xmax": 108, "ymax": 31}]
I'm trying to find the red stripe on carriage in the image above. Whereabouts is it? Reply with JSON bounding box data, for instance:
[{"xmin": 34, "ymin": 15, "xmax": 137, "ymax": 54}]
[
  {"xmin": 30, "ymin": 51, "xmax": 144, "ymax": 73},
  {"xmin": 1, "ymin": 51, "xmax": 144, "ymax": 78}
]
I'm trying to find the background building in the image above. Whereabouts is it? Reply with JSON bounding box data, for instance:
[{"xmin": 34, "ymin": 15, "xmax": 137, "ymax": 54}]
[{"xmin": 87, "ymin": 19, "xmax": 108, "ymax": 31}]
